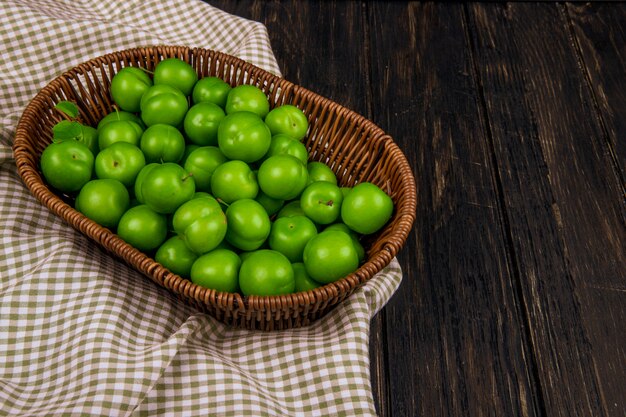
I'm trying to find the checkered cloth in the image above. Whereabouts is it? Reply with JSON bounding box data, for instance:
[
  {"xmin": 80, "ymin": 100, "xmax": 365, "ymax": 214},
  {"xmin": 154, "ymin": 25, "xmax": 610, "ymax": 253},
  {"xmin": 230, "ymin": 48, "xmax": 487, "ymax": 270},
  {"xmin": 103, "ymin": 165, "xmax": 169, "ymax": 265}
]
[{"xmin": 0, "ymin": 1, "xmax": 403, "ymax": 415}]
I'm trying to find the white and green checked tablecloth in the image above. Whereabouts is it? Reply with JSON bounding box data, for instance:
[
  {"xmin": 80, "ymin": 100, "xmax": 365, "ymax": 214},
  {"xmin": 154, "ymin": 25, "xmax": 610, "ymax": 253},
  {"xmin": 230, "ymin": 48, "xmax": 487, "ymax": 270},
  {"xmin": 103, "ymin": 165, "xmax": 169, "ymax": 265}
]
[{"xmin": 0, "ymin": 1, "xmax": 403, "ymax": 415}]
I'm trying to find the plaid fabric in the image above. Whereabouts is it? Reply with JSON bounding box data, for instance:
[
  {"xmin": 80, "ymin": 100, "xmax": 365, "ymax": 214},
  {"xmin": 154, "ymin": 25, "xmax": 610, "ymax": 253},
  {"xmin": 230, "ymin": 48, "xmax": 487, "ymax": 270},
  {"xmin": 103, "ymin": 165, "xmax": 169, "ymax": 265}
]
[{"xmin": 0, "ymin": 1, "xmax": 403, "ymax": 416}]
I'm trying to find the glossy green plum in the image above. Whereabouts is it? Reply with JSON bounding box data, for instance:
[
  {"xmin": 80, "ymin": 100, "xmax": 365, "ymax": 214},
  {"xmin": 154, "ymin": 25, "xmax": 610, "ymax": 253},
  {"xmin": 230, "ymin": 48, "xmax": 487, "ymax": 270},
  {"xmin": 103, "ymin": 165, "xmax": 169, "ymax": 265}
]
[
  {"xmin": 116, "ymin": 204, "xmax": 167, "ymax": 252},
  {"xmin": 183, "ymin": 102, "xmax": 225, "ymax": 146},
  {"xmin": 193, "ymin": 191, "xmax": 212, "ymax": 199},
  {"xmin": 183, "ymin": 146, "xmax": 227, "ymax": 193},
  {"xmin": 210, "ymin": 160, "xmax": 259, "ymax": 204},
  {"xmin": 140, "ymin": 162, "xmax": 195, "ymax": 214},
  {"xmin": 40, "ymin": 140, "xmax": 94, "ymax": 193},
  {"xmin": 238, "ymin": 249, "xmax": 295, "ymax": 296},
  {"xmin": 257, "ymin": 154, "xmax": 308, "ymax": 201},
  {"xmin": 264, "ymin": 104, "xmax": 309, "ymax": 141},
  {"xmin": 225, "ymin": 199, "xmax": 271, "ymax": 251},
  {"xmin": 153, "ymin": 57, "xmax": 198, "ymax": 96},
  {"xmin": 94, "ymin": 142, "xmax": 145, "ymax": 187},
  {"xmin": 190, "ymin": 249, "xmax": 241, "ymax": 292},
  {"xmin": 172, "ymin": 196, "xmax": 226, "ymax": 254},
  {"xmin": 192, "ymin": 76, "xmax": 232, "ymax": 107},
  {"xmin": 140, "ymin": 84, "xmax": 188, "ymax": 127},
  {"xmin": 303, "ymin": 230, "xmax": 359, "ymax": 284},
  {"xmin": 139, "ymin": 124, "xmax": 186, "ymax": 163},
  {"xmin": 110, "ymin": 67, "xmax": 152, "ymax": 112},
  {"xmin": 306, "ymin": 161, "xmax": 337, "ymax": 185},
  {"xmin": 97, "ymin": 110, "xmax": 145, "ymax": 131},
  {"xmin": 171, "ymin": 196, "xmax": 223, "ymax": 235},
  {"xmin": 269, "ymin": 215, "xmax": 318, "ymax": 262},
  {"xmin": 183, "ymin": 211, "xmax": 227, "ymax": 255},
  {"xmin": 75, "ymin": 179, "xmax": 130, "ymax": 229},
  {"xmin": 217, "ymin": 111, "xmax": 271, "ymax": 163},
  {"xmin": 224, "ymin": 84, "xmax": 270, "ymax": 118},
  {"xmin": 324, "ymin": 222, "xmax": 365, "ymax": 262},
  {"xmin": 97, "ymin": 120, "xmax": 143, "ymax": 150},
  {"xmin": 341, "ymin": 182, "xmax": 394, "ymax": 235},
  {"xmin": 155, "ymin": 235, "xmax": 198, "ymax": 278},
  {"xmin": 300, "ymin": 181, "xmax": 343, "ymax": 225},
  {"xmin": 263, "ymin": 134, "xmax": 309, "ymax": 165}
]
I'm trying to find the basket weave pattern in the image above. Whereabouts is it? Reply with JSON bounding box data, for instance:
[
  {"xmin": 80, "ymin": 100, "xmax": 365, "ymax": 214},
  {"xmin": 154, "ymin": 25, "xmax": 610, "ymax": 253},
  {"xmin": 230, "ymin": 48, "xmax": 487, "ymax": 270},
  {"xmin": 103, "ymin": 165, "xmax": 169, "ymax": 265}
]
[{"xmin": 13, "ymin": 46, "xmax": 416, "ymax": 330}]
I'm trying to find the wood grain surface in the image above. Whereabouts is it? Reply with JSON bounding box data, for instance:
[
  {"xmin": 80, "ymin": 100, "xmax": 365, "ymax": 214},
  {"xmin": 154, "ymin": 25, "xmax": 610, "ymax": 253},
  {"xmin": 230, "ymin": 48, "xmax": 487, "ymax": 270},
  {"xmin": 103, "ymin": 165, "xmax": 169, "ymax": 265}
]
[
  {"xmin": 208, "ymin": 2, "xmax": 625, "ymax": 416},
  {"xmin": 468, "ymin": 4, "xmax": 625, "ymax": 416}
]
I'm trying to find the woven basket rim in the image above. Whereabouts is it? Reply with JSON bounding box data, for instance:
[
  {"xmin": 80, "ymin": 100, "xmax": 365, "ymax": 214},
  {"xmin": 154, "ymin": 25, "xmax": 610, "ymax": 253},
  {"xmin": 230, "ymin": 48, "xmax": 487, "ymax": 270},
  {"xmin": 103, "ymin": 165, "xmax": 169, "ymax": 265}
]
[{"xmin": 13, "ymin": 45, "xmax": 417, "ymax": 329}]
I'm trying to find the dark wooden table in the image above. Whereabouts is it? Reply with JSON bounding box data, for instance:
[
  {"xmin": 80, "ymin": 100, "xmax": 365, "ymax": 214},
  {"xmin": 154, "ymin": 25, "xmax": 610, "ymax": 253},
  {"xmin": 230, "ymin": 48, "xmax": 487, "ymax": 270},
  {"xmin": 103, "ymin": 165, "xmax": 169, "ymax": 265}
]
[{"xmin": 209, "ymin": 2, "xmax": 625, "ymax": 416}]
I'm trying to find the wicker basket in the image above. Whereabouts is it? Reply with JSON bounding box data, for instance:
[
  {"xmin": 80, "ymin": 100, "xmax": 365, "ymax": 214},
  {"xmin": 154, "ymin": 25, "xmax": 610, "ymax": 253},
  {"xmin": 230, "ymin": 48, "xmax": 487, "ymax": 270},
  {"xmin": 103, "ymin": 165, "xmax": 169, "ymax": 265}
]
[{"xmin": 13, "ymin": 46, "xmax": 416, "ymax": 330}]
